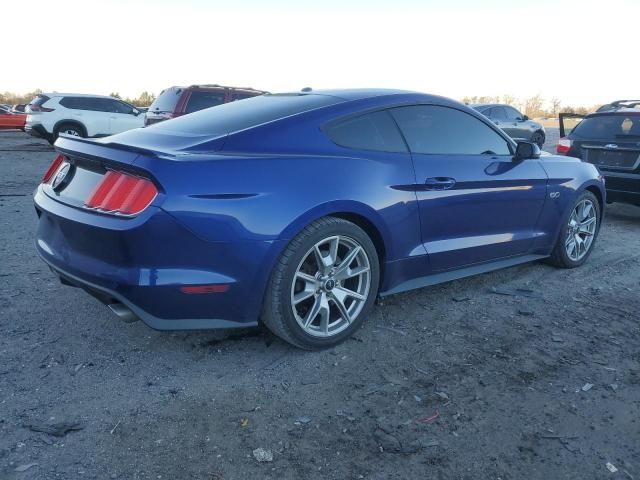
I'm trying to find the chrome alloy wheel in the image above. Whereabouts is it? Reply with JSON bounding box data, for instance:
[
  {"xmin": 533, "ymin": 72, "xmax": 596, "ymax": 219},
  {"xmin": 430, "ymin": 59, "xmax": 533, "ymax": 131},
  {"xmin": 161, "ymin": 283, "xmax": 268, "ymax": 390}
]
[
  {"xmin": 291, "ymin": 235, "xmax": 371, "ymax": 337},
  {"xmin": 565, "ymin": 199, "xmax": 597, "ymax": 261}
]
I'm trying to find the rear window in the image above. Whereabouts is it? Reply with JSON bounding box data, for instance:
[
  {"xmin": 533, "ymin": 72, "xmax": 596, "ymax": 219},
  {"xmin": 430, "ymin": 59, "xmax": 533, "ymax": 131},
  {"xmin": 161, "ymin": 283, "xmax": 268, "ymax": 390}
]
[
  {"xmin": 149, "ymin": 88, "xmax": 183, "ymax": 113},
  {"xmin": 572, "ymin": 114, "xmax": 640, "ymax": 139},
  {"xmin": 185, "ymin": 91, "xmax": 226, "ymax": 114},
  {"xmin": 29, "ymin": 95, "xmax": 50, "ymax": 107},
  {"xmin": 149, "ymin": 93, "xmax": 344, "ymax": 136},
  {"xmin": 324, "ymin": 110, "xmax": 407, "ymax": 152}
]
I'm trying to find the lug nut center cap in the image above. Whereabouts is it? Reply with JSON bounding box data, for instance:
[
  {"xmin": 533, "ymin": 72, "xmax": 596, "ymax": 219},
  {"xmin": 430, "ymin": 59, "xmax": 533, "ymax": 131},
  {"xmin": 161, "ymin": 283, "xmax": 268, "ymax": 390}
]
[{"xmin": 323, "ymin": 279, "xmax": 336, "ymax": 291}]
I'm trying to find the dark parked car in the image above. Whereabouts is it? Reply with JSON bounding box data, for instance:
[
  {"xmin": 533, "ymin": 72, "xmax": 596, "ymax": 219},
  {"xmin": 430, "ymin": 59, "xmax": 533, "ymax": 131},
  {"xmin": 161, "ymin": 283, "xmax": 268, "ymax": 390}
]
[
  {"xmin": 34, "ymin": 89, "xmax": 604, "ymax": 349},
  {"xmin": 558, "ymin": 100, "xmax": 640, "ymax": 206},
  {"xmin": 471, "ymin": 103, "xmax": 546, "ymax": 147},
  {"xmin": 145, "ymin": 84, "xmax": 267, "ymax": 126}
]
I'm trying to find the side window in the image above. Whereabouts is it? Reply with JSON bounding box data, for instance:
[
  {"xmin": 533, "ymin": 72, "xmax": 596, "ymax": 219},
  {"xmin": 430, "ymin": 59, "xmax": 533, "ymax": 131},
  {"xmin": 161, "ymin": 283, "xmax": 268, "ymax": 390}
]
[
  {"xmin": 185, "ymin": 91, "xmax": 226, "ymax": 114},
  {"xmin": 108, "ymin": 100, "xmax": 133, "ymax": 114},
  {"xmin": 324, "ymin": 110, "xmax": 408, "ymax": 153},
  {"xmin": 491, "ymin": 107, "xmax": 508, "ymax": 121},
  {"xmin": 504, "ymin": 107, "xmax": 523, "ymax": 121},
  {"xmin": 480, "ymin": 107, "xmax": 494, "ymax": 119},
  {"xmin": 390, "ymin": 105, "xmax": 512, "ymax": 156}
]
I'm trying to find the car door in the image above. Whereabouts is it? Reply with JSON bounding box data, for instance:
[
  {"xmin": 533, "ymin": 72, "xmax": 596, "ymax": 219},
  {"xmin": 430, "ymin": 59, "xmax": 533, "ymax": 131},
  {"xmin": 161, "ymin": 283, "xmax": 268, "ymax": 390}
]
[
  {"xmin": 502, "ymin": 106, "xmax": 529, "ymax": 140},
  {"xmin": 390, "ymin": 104, "xmax": 548, "ymax": 272},
  {"xmin": 61, "ymin": 97, "xmax": 110, "ymax": 137},
  {"xmin": 104, "ymin": 99, "xmax": 143, "ymax": 134}
]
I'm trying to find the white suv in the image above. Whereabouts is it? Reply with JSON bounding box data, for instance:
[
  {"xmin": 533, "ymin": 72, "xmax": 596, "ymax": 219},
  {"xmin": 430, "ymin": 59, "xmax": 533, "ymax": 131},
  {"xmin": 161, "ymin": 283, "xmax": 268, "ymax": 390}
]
[{"xmin": 25, "ymin": 93, "xmax": 144, "ymax": 144}]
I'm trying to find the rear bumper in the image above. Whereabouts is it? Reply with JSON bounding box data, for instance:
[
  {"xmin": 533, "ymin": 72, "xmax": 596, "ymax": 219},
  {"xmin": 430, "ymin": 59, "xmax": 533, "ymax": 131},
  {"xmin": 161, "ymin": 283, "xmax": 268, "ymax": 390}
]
[
  {"xmin": 34, "ymin": 186, "xmax": 281, "ymax": 330},
  {"xmin": 602, "ymin": 171, "xmax": 640, "ymax": 205},
  {"xmin": 26, "ymin": 123, "xmax": 53, "ymax": 142}
]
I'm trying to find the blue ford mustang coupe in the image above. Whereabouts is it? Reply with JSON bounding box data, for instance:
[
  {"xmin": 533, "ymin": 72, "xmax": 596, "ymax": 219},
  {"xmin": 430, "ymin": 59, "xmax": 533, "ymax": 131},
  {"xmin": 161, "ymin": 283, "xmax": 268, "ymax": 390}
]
[{"xmin": 34, "ymin": 89, "xmax": 605, "ymax": 349}]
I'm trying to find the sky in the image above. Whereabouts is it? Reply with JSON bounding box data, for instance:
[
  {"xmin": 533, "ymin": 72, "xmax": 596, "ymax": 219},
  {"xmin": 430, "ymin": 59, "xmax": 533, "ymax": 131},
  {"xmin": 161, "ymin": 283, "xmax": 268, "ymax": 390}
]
[{"xmin": 4, "ymin": 0, "xmax": 639, "ymax": 107}]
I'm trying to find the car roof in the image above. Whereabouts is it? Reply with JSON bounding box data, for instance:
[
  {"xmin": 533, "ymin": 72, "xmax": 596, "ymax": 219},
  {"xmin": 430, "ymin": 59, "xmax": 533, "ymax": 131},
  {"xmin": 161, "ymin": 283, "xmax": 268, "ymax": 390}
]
[
  {"xmin": 40, "ymin": 93, "xmax": 114, "ymax": 99},
  {"xmin": 470, "ymin": 103, "xmax": 510, "ymax": 109},
  {"xmin": 293, "ymin": 88, "xmax": 417, "ymax": 101}
]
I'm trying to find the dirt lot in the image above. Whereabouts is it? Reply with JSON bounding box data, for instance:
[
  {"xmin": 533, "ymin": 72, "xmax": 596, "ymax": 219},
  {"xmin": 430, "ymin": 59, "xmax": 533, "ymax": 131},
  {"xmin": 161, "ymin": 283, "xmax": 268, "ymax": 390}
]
[{"xmin": 1, "ymin": 130, "xmax": 639, "ymax": 480}]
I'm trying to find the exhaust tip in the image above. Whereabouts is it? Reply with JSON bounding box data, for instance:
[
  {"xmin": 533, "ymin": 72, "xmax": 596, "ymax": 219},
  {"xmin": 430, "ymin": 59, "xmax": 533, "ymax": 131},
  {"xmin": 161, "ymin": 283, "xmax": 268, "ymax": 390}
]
[{"xmin": 107, "ymin": 303, "xmax": 139, "ymax": 323}]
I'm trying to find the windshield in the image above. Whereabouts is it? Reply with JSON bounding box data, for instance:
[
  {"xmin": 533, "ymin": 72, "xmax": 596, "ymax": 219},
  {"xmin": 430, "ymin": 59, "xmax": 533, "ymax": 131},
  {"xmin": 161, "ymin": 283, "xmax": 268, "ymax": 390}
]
[
  {"xmin": 572, "ymin": 114, "xmax": 640, "ymax": 139},
  {"xmin": 148, "ymin": 93, "xmax": 344, "ymax": 136}
]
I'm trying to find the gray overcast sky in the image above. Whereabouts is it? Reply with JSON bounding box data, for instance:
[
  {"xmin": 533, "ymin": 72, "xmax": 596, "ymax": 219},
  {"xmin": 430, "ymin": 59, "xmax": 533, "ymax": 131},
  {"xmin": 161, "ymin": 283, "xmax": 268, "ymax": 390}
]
[{"xmin": 4, "ymin": 0, "xmax": 639, "ymax": 106}]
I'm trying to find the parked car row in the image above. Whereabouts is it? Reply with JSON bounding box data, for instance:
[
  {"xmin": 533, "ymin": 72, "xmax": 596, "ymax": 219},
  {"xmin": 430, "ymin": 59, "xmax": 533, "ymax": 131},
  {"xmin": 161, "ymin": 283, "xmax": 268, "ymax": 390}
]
[{"xmin": 20, "ymin": 84, "xmax": 266, "ymax": 144}]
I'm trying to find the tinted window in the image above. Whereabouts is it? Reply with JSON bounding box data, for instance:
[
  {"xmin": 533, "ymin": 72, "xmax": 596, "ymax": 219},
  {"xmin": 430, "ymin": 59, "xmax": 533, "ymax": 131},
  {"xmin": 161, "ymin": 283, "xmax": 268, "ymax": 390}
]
[
  {"xmin": 480, "ymin": 107, "xmax": 494, "ymax": 118},
  {"xmin": 60, "ymin": 97, "xmax": 95, "ymax": 110},
  {"xmin": 105, "ymin": 100, "xmax": 134, "ymax": 114},
  {"xmin": 185, "ymin": 91, "xmax": 226, "ymax": 114},
  {"xmin": 572, "ymin": 114, "xmax": 640, "ymax": 139},
  {"xmin": 149, "ymin": 88, "xmax": 182, "ymax": 113},
  {"xmin": 150, "ymin": 93, "xmax": 344, "ymax": 136},
  {"xmin": 391, "ymin": 105, "xmax": 511, "ymax": 155},
  {"xmin": 29, "ymin": 95, "xmax": 50, "ymax": 107},
  {"xmin": 324, "ymin": 110, "xmax": 407, "ymax": 153},
  {"xmin": 504, "ymin": 106, "xmax": 523, "ymax": 121}
]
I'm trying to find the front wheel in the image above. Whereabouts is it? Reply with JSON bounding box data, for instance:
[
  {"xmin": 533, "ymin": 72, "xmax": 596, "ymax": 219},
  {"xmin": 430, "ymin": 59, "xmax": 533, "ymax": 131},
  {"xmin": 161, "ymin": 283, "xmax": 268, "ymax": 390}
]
[
  {"xmin": 549, "ymin": 191, "xmax": 601, "ymax": 268},
  {"xmin": 262, "ymin": 217, "xmax": 380, "ymax": 349},
  {"xmin": 531, "ymin": 130, "xmax": 545, "ymax": 149}
]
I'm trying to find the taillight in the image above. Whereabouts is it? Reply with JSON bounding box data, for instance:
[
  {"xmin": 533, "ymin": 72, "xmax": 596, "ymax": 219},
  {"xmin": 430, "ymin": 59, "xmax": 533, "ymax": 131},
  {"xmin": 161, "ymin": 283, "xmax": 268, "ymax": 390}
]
[
  {"xmin": 557, "ymin": 137, "xmax": 572, "ymax": 154},
  {"xmin": 42, "ymin": 154, "xmax": 65, "ymax": 183},
  {"xmin": 29, "ymin": 105, "xmax": 55, "ymax": 112},
  {"xmin": 84, "ymin": 170, "xmax": 157, "ymax": 215}
]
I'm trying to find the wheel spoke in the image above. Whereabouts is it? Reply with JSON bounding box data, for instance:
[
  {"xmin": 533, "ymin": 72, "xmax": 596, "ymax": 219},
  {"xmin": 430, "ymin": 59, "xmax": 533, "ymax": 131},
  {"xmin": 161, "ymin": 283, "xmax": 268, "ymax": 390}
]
[
  {"xmin": 296, "ymin": 271, "xmax": 317, "ymax": 284},
  {"xmin": 330, "ymin": 292, "xmax": 351, "ymax": 324},
  {"xmin": 580, "ymin": 216, "xmax": 596, "ymax": 228},
  {"xmin": 334, "ymin": 246, "xmax": 361, "ymax": 278},
  {"xmin": 304, "ymin": 294, "xmax": 328, "ymax": 328},
  {"xmin": 294, "ymin": 288, "xmax": 316, "ymax": 305},
  {"xmin": 334, "ymin": 285, "xmax": 366, "ymax": 302}
]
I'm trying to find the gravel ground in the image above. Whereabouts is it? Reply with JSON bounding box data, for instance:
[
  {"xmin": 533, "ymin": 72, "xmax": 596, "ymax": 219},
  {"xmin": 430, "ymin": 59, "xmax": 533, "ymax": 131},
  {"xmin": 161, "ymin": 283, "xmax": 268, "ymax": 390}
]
[{"xmin": 1, "ymin": 130, "xmax": 639, "ymax": 480}]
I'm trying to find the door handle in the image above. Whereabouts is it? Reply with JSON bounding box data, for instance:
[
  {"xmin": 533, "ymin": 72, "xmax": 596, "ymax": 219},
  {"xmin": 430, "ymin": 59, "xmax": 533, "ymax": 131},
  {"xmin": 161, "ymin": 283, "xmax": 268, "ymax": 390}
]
[{"xmin": 424, "ymin": 177, "xmax": 456, "ymax": 190}]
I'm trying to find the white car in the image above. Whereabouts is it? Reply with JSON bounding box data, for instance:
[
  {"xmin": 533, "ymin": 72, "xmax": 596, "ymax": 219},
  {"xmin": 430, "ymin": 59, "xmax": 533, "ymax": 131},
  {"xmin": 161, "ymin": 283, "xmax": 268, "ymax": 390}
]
[{"xmin": 25, "ymin": 93, "xmax": 144, "ymax": 144}]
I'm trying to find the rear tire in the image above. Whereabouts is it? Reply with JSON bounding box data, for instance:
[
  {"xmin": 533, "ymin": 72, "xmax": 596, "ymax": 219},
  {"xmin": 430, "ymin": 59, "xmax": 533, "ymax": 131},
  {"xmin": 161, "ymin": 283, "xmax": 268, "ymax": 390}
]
[
  {"xmin": 262, "ymin": 217, "xmax": 380, "ymax": 349},
  {"xmin": 549, "ymin": 190, "xmax": 601, "ymax": 268},
  {"xmin": 54, "ymin": 123, "xmax": 86, "ymax": 141}
]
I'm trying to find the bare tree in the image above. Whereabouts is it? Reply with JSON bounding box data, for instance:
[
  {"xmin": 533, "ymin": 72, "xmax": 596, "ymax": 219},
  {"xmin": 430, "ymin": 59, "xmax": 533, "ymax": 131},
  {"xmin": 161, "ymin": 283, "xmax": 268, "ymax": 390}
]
[
  {"xmin": 524, "ymin": 94, "xmax": 545, "ymax": 118},
  {"xmin": 551, "ymin": 98, "xmax": 561, "ymax": 117}
]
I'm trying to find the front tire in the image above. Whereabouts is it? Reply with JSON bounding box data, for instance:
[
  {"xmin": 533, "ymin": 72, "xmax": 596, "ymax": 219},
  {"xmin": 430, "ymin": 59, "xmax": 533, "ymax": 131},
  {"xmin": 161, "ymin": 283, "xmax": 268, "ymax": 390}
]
[
  {"xmin": 531, "ymin": 130, "xmax": 545, "ymax": 148},
  {"xmin": 549, "ymin": 190, "xmax": 601, "ymax": 268},
  {"xmin": 262, "ymin": 217, "xmax": 380, "ymax": 349}
]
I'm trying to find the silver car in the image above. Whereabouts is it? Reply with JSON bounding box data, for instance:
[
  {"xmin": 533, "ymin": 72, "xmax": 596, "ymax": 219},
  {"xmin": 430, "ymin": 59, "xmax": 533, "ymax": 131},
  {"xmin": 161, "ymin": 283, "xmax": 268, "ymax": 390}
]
[{"xmin": 471, "ymin": 103, "xmax": 545, "ymax": 148}]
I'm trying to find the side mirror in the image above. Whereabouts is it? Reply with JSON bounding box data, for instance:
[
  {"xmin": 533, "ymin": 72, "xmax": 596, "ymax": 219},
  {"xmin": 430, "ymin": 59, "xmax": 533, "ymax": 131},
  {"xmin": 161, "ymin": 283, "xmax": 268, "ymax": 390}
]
[
  {"xmin": 514, "ymin": 141, "xmax": 540, "ymax": 161},
  {"xmin": 132, "ymin": 109, "xmax": 140, "ymax": 116},
  {"xmin": 522, "ymin": 115, "xmax": 529, "ymax": 121}
]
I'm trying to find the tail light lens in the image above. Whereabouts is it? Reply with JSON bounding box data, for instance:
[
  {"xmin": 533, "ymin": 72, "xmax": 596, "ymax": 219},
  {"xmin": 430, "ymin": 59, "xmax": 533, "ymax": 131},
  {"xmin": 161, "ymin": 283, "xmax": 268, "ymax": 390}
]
[
  {"xmin": 29, "ymin": 105, "xmax": 55, "ymax": 112},
  {"xmin": 557, "ymin": 137, "xmax": 572, "ymax": 154},
  {"xmin": 85, "ymin": 170, "xmax": 157, "ymax": 215},
  {"xmin": 42, "ymin": 154, "xmax": 65, "ymax": 183}
]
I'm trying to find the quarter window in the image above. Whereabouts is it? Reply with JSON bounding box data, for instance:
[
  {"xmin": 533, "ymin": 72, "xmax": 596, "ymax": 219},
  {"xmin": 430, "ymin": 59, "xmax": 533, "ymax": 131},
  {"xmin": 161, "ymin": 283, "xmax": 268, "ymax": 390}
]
[
  {"xmin": 324, "ymin": 110, "xmax": 407, "ymax": 153},
  {"xmin": 390, "ymin": 105, "xmax": 511, "ymax": 155}
]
